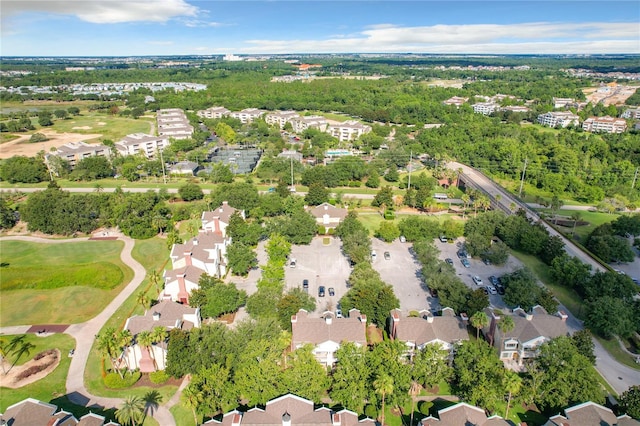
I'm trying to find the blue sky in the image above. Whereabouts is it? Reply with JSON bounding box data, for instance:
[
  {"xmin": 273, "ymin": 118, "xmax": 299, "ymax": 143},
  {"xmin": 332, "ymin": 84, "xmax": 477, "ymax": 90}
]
[{"xmin": 2, "ymin": 1, "xmax": 639, "ymax": 56}]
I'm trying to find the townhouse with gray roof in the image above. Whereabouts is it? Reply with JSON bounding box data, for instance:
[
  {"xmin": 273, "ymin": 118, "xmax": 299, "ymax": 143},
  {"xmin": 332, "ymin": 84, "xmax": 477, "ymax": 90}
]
[
  {"xmin": 305, "ymin": 202, "xmax": 348, "ymax": 232},
  {"xmin": 266, "ymin": 110, "xmax": 300, "ymax": 128},
  {"xmin": 420, "ymin": 402, "xmax": 511, "ymax": 426},
  {"xmin": 198, "ymin": 106, "xmax": 231, "ymax": 119},
  {"xmin": 204, "ymin": 394, "xmax": 375, "ymax": 426},
  {"xmin": 0, "ymin": 398, "xmax": 119, "ymax": 425},
  {"xmin": 389, "ymin": 308, "xmax": 469, "ymax": 358},
  {"xmin": 545, "ymin": 401, "xmax": 640, "ymax": 426},
  {"xmin": 230, "ymin": 108, "xmax": 266, "ymax": 124},
  {"xmin": 291, "ymin": 309, "xmax": 367, "ymax": 367},
  {"xmin": 483, "ymin": 306, "xmax": 569, "ymax": 366}
]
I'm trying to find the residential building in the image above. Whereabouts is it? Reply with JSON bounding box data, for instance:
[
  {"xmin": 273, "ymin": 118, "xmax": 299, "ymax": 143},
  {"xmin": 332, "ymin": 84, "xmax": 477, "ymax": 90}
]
[
  {"xmin": 169, "ymin": 160, "xmax": 200, "ymax": 176},
  {"xmin": 265, "ymin": 110, "xmax": 300, "ymax": 128},
  {"xmin": 305, "ymin": 202, "xmax": 348, "ymax": 232},
  {"xmin": 48, "ymin": 141, "xmax": 111, "ymax": 168},
  {"xmin": 545, "ymin": 401, "xmax": 640, "ymax": 426},
  {"xmin": 420, "ymin": 402, "xmax": 510, "ymax": 426},
  {"xmin": 122, "ymin": 300, "xmax": 200, "ymax": 372},
  {"xmin": 157, "ymin": 108, "xmax": 193, "ymax": 140},
  {"xmin": 230, "ymin": 108, "xmax": 266, "ymax": 123},
  {"xmin": 290, "ymin": 115, "xmax": 329, "ymax": 133},
  {"xmin": 170, "ymin": 230, "xmax": 230, "ymax": 278},
  {"xmin": 472, "ymin": 102, "xmax": 499, "ymax": 115},
  {"xmin": 115, "ymin": 133, "xmax": 170, "ymax": 158},
  {"xmin": 0, "ymin": 398, "xmax": 119, "ymax": 425},
  {"xmin": 197, "ymin": 106, "xmax": 231, "ymax": 119},
  {"xmin": 501, "ymin": 105, "xmax": 530, "ymax": 113},
  {"xmin": 442, "ymin": 96, "xmax": 468, "ymax": 107},
  {"xmin": 582, "ymin": 116, "xmax": 628, "ymax": 133},
  {"xmin": 537, "ymin": 111, "xmax": 580, "ymax": 128},
  {"xmin": 389, "ymin": 308, "xmax": 469, "ymax": 357},
  {"xmin": 277, "ymin": 150, "xmax": 303, "ymax": 162},
  {"xmin": 483, "ymin": 306, "xmax": 569, "ymax": 366},
  {"xmin": 327, "ymin": 120, "xmax": 372, "ymax": 142},
  {"xmin": 201, "ymin": 201, "xmax": 243, "ymax": 236},
  {"xmin": 553, "ymin": 97, "xmax": 576, "ymax": 109},
  {"xmin": 205, "ymin": 394, "xmax": 375, "ymax": 426},
  {"xmin": 291, "ymin": 309, "xmax": 367, "ymax": 367},
  {"xmin": 622, "ymin": 108, "xmax": 640, "ymax": 119}
]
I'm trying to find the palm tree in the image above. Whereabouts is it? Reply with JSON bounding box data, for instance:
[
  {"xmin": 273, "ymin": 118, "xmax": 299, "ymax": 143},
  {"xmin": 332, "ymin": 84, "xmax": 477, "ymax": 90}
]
[
  {"xmin": 497, "ymin": 315, "xmax": 515, "ymax": 354},
  {"xmin": 142, "ymin": 390, "xmax": 163, "ymax": 421},
  {"xmin": 137, "ymin": 331, "xmax": 154, "ymax": 371},
  {"xmin": 470, "ymin": 311, "xmax": 489, "ymax": 340},
  {"xmin": 149, "ymin": 269, "xmax": 161, "ymax": 294},
  {"xmin": 97, "ymin": 328, "xmax": 123, "ymax": 378},
  {"xmin": 503, "ymin": 370, "xmax": 522, "ymax": 420},
  {"xmin": 1, "ymin": 335, "xmax": 25, "ymax": 374},
  {"xmin": 461, "ymin": 194, "xmax": 471, "ymax": 217},
  {"xmin": 152, "ymin": 215, "xmax": 168, "ymax": 235},
  {"xmin": 373, "ymin": 374, "xmax": 394, "ymax": 426},
  {"xmin": 182, "ymin": 383, "xmax": 203, "ymax": 426},
  {"xmin": 117, "ymin": 329, "xmax": 133, "ymax": 372},
  {"xmin": 571, "ymin": 211, "xmax": 582, "ymax": 236},
  {"xmin": 115, "ymin": 395, "xmax": 144, "ymax": 426},
  {"xmin": 135, "ymin": 291, "xmax": 150, "ymax": 311},
  {"xmin": 151, "ymin": 326, "xmax": 168, "ymax": 370}
]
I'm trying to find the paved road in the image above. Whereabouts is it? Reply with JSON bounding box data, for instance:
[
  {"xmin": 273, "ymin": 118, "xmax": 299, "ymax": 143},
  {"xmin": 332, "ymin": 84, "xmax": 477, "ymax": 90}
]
[
  {"xmin": 0, "ymin": 234, "xmax": 177, "ymax": 425},
  {"xmin": 447, "ymin": 162, "xmax": 640, "ymax": 394}
]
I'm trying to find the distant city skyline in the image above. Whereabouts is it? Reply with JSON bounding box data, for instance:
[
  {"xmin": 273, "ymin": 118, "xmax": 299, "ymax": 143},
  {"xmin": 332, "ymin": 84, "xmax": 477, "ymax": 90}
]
[{"xmin": 2, "ymin": 0, "xmax": 639, "ymax": 57}]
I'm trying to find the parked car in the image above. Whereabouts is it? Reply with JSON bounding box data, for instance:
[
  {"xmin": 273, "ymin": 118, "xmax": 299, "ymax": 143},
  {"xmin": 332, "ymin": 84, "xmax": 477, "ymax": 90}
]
[
  {"xmin": 461, "ymin": 258, "xmax": 470, "ymax": 268},
  {"xmin": 290, "ymin": 258, "xmax": 297, "ymax": 268},
  {"xmin": 318, "ymin": 286, "xmax": 325, "ymax": 297},
  {"xmin": 487, "ymin": 286, "xmax": 497, "ymax": 295},
  {"xmin": 489, "ymin": 276, "xmax": 499, "ymax": 286},
  {"xmin": 482, "ymin": 258, "xmax": 492, "ymax": 265},
  {"xmin": 482, "ymin": 287, "xmax": 489, "ymax": 295},
  {"xmin": 496, "ymin": 285, "xmax": 505, "ymax": 295},
  {"xmin": 328, "ymin": 287, "xmax": 335, "ymax": 296},
  {"xmin": 472, "ymin": 275, "xmax": 483, "ymax": 286},
  {"xmin": 302, "ymin": 279, "xmax": 309, "ymax": 292},
  {"xmin": 336, "ymin": 309, "xmax": 343, "ymax": 318},
  {"xmin": 445, "ymin": 258, "xmax": 454, "ymax": 265},
  {"xmin": 371, "ymin": 250, "xmax": 377, "ymax": 260},
  {"xmin": 400, "ymin": 235, "xmax": 406, "ymax": 243},
  {"xmin": 384, "ymin": 251, "xmax": 391, "ymax": 260},
  {"xmin": 439, "ymin": 235, "xmax": 448, "ymax": 243}
]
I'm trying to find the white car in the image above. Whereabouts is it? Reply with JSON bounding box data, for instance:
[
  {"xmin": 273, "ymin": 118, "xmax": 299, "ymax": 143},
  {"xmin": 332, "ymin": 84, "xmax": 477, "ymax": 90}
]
[
  {"xmin": 487, "ymin": 286, "xmax": 497, "ymax": 295},
  {"xmin": 371, "ymin": 251, "xmax": 377, "ymax": 260},
  {"xmin": 472, "ymin": 276, "xmax": 483, "ymax": 286}
]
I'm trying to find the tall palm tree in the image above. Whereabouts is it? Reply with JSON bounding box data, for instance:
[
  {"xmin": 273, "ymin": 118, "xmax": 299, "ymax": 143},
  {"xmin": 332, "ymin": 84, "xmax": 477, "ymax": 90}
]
[
  {"xmin": 461, "ymin": 194, "xmax": 471, "ymax": 218},
  {"xmin": 149, "ymin": 269, "xmax": 161, "ymax": 294},
  {"xmin": 150, "ymin": 326, "xmax": 168, "ymax": 370},
  {"xmin": 503, "ymin": 370, "xmax": 522, "ymax": 420},
  {"xmin": 115, "ymin": 395, "xmax": 144, "ymax": 426},
  {"xmin": 182, "ymin": 383, "xmax": 203, "ymax": 426},
  {"xmin": 373, "ymin": 374, "xmax": 394, "ymax": 426},
  {"xmin": 470, "ymin": 311, "xmax": 489, "ymax": 340},
  {"xmin": 135, "ymin": 291, "xmax": 150, "ymax": 311},
  {"xmin": 97, "ymin": 328, "xmax": 122, "ymax": 378},
  {"xmin": 0, "ymin": 335, "xmax": 25, "ymax": 374},
  {"xmin": 497, "ymin": 315, "xmax": 515, "ymax": 354},
  {"xmin": 117, "ymin": 329, "xmax": 133, "ymax": 372}
]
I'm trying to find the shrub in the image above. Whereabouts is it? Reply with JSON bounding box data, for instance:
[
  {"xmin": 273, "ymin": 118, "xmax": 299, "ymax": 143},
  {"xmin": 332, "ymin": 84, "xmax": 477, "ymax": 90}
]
[
  {"xmin": 419, "ymin": 401, "xmax": 433, "ymax": 415},
  {"xmin": 149, "ymin": 370, "xmax": 170, "ymax": 384},
  {"xmin": 33, "ymin": 349, "xmax": 57, "ymax": 361},
  {"xmin": 30, "ymin": 133, "xmax": 49, "ymax": 143},
  {"xmin": 16, "ymin": 355, "xmax": 57, "ymax": 381},
  {"xmin": 364, "ymin": 404, "xmax": 377, "ymax": 419},
  {"xmin": 103, "ymin": 371, "xmax": 141, "ymax": 388}
]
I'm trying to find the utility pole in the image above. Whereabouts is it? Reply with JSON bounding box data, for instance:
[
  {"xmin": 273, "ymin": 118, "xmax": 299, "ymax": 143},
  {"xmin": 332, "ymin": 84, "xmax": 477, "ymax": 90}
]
[
  {"xmin": 407, "ymin": 150, "xmax": 412, "ymax": 190},
  {"xmin": 159, "ymin": 148, "xmax": 167, "ymax": 184},
  {"xmin": 518, "ymin": 158, "xmax": 528, "ymax": 197},
  {"xmin": 632, "ymin": 167, "xmax": 639, "ymax": 189}
]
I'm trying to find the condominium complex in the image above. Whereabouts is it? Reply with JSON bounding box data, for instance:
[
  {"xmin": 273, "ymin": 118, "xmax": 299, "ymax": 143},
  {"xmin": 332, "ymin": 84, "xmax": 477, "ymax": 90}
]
[
  {"xmin": 582, "ymin": 116, "xmax": 628, "ymax": 133},
  {"xmin": 115, "ymin": 133, "xmax": 170, "ymax": 158},
  {"xmin": 327, "ymin": 120, "xmax": 372, "ymax": 142},
  {"xmin": 48, "ymin": 141, "xmax": 111, "ymax": 168},
  {"xmin": 265, "ymin": 110, "xmax": 300, "ymax": 128},
  {"xmin": 197, "ymin": 106, "xmax": 231, "ymax": 119},
  {"xmin": 472, "ymin": 102, "xmax": 499, "ymax": 115},
  {"xmin": 621, "ymin": 108, "xmax": 640, "ymax": 119},
  {"xmin": 157, "ymin": 108, "xmax": 193, "ymax": 140},
  {"xmin": 443, "ymin": 96, "xmax": 468, "ymax": 107},
  {"xmin": 290, "ymin": 115, "xmax": 328, "ymax": 133},
  {"xmin": 537, "ymin": 111, "xmax": 580, "ymax": 128},
  {"xmin": 229, "ymin": 108, "xmax": 266, "ymax": 123}
]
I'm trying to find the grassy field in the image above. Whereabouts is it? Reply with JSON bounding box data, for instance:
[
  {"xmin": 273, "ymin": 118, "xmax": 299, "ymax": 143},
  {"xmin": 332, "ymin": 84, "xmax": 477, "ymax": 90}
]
[
  {"xmin": 0, "ymin": 333, "xmax": 75, "ymax": 412},
  {"xmin": 0, "ymin": 133, "xmax": 20, "ymax": 144},
  {"xmin": 0, "ymin": 240, "xmax": 133, "ymax": 326},
  {"xmin": 536, "ymin": 208, "xmax": 618, "ymax": 242},
  {"xmin": 171, "ymin": 404, "xmax": 199, "ymax": 426},
  {"xmin": 50, "ymin": 112, "xmax": 153, "ymax": 142}
]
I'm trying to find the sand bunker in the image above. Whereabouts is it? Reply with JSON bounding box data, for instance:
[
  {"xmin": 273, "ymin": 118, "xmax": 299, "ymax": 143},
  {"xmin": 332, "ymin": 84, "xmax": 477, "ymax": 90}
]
[
  {"xmin": 0, "ymin": 349, "xmax": 61, "ymax": 389},
  {"xmin": 72, "ymin": 126, "xmax": 92, "ymax": 130},
  {"xmin": 0, "ymin": 130, "xmax": 103, "ymax": 159},
  {"xmin": 97, "ymin": 122, "xmax": 107, "ymax": 126}
]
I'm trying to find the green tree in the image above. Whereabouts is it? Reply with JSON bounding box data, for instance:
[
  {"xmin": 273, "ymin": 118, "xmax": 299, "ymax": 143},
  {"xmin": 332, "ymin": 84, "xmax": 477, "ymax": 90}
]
[
  {"xmin": 181, "ymin": 383, "xmax": 203, "ymax": 425},
  {"xmin": 214, "ymin": 122, "xmax": 236, "ymax": 143},
  {"xmin": 375, "ymin": 221, "xmax": 401, "ymax": 243},
  {"xmin": 453, "ymin": 340, "xmax": 505, "ymax": 412},
  {"xmin": 620, "ymin": 385, "xmax": 640, "ymax": 420},
  {"xmin": 330, "ymin": 342, "xmax": 370, "ymax": 413},
  {"xmin": 372, "ymin": 186, "xmax": 394, "ymax": 208},
  {"xmin": 54, "ymin": 109, "xmax": 68, "ymax": 119},
  {"xmin": 277, "ymin": 288, "xmax": 316, "ymax": 331},
  {"xmin": 208, "ymin": 162, "xmax": 234, "ymax": 183},
  {"xmin": 227, "ymin": 242, "xmax": 257, "ymax": 276},
  {"xmin": 97, "ymin": 328, "xmax": 123, "ymax": 378},
  {"xmin": 305, "ymin": 182, "xmax": 329, "ymax": 206},
  {"xmin": 366, "ymin": 169, "xmax": 380, "ymax": 188},
  {"xmin": 282, "ymin": 345, "xmax": 330, "ymax": 402},
  {"xmin": 0, "ymin": 198, "xmax": 17, "ymax": 230},
  {"xmin": 411, "ymin": 344, "xmax": 452, "ymax": 390},
  {"xmin": 115, "ymin": 395, "xmax": 144, "ymax": 426},
  {"xmin": 585, "ymin": 296, "xmax": 636, "ymax": 339},
  {"xmin": 0, "ymin": 156, "xmax": 48, "ymax": 183},
  {"xmin": 30, "ymin": 132, "xmax": 48, "ymax": 142},
  {"xmin": 503, "ymin": 370, "xmax": 522, "ymax": 420},
  {"xmin": 470, "ymin": 311, "xmax": 489, "ymax": 339},
  {"xmin": 190, "ymin": 276, "xmax": 247, "ymax": 319},
  {"xmin": 178, "ymin": 183, "xmax": 204, "ymax": 201},
  {"xmin": 571, "ymin": 329, "xmax": 596, "ymax": 364},
  {"xmin": 373, "ymin": 374, "xmax": 394, "ymax": 425}
]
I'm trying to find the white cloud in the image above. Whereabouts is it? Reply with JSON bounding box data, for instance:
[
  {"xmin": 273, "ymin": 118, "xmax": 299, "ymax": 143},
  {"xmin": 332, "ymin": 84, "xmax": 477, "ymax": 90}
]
[
  {"xmin": 148, "ymin": 40, "xmax": 174, "ymax": 45},
  {"xmin": 2, "ymin": 0, "xmax": 198, "ymax": 24},
  {"xmin": 182, "ymin": 19, "xmax": 227, "ymax": 28},
  {"xmin": 238, "ymin": 22, "xmax": 640, "ymax": 54}
]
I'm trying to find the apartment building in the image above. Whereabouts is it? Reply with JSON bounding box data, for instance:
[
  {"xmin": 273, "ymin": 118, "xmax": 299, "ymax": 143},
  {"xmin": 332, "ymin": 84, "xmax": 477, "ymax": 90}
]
[
  {"xmin": 197, "ymin": 106, "xmax": 231, "ymax": 119},
  {"xmin": 537, "ymin": 111, "xmax": 580, "ymax": 128},
  {"xmin": 443, "ymin": 96, "xmax": 468, "ymax": 107},
  {"xmin": 327, "ymin": 120, "xmax": 372, "ymax": 142},
  {"xmin": 157, "ymin": 108, "xmax": 193, "ymax": 140},
  {"xmin": 230, "ymin": 108, "xmax": 265, "ymax": 123},
  {"xmin": 472, "ymin": 102, "xmax": 499, "ymax": 115},
  {"xmin": 501, "ymin": 105, "xmax": 530, "ymax": 113},
  {"xmin": 115, "ymin": 133, "xmax": 170, "ymax": 158},
  {"xmin": 622, "ymin": 108, "xmax": 640, "ymax": 119},
  {"xmin": 552, "ymin": 97, "xmax": 575, "ymax": 108},
  {"xmin": 290, "ymin": 115, "xmax": 328, "ymax": 133},
  {"xmin": 265, "ymin": 110, "xmax": 300, "ymax": 128},
  {"xmin": 49, "ymin": 141, "xmax": 111, "ymax": 168},
  {"xmin": 582, "ymin": 116, "xmax": 628, "ymax": 133}
]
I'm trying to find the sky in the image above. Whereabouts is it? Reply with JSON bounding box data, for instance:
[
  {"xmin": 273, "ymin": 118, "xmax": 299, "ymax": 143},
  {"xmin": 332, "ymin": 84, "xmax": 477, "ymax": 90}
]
[{"xmin": 1, "ymin": 0, "xmax": 639, "ymax": 56}]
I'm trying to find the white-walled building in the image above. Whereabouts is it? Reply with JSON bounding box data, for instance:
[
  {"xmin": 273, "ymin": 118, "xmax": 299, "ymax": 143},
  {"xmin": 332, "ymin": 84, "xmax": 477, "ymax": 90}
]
[
  {"xmin": 265, "ymin": 110, "xmax": 300, "ymax": 128},
  {"xmin": 537, "ymin": 111, "xmax": 580, "ymax": 128},
  {"xmin": 157, "ymin": 108, "xmax": 193, "ymax": 139},
  {"xmin": 327, "ymin": 120, "xmax": 372, "ymax": 142},
  {"xmin": 48, "ymin": 141, "xmax": 111, "ymax": 168},
  {"xmin": 230, "ymin": 108, "xmax": 266, "ymax": 123},
  {"xmin": 582, "ymin": 116, "xmax": 628, "ymax": 133},
  {"xmin": 621, "ymin": 108, "xmax": 640, "ymax": 119},
  {"xmin": 197, "ymin": 106, "xmax": 231, "ymax": 119},
  {"xmin": 472, "ymin": 102, "xmax": 500, "ymax": 115},
  {"xmin": 443, "ymin": 96, "xmax": 468, "ymax": 107},
  {"xmin": 115, "ymin": 133, "xmax": 170, "ymax": 158},
  {"xmin": 290, "ymin": 115, "xmax": 329, "ymax": 133}
]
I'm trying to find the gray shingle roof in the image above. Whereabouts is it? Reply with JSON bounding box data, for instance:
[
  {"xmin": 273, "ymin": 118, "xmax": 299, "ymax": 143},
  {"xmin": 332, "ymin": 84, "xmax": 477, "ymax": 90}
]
[{"xmin": 291, "ymin": 310, "xmax": 367, "ymax": 348}]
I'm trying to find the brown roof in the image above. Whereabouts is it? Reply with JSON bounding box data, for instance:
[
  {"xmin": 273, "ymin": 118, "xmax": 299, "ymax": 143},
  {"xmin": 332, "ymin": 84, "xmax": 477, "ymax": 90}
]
[
  {"xmin": 202, "ymin": 202, "xmax": 240, "ymax": 227},
  {"xmin": 125, "ymin": 300, "xmax": 198, "ymax": 336},
  {"xmin": 171, "ymin": 230, "xmax": 227, "ymax": 263},
  {"xmin": 392, "ymin": 309, "xmax": 469, "ymax": 347},
  {"xmin": 547, "ymin": 401, "xmax": 640, "ymax": 426},
  {"xmin": 78, "ymin": 413, "xmax": 109, "ymax": 426},
  {"xmin": 1, "ymin": 398, "xmax": 59, "ymax": 425},
  {"xmin": 421, "ymin": 403, "xmax": 510, "ymax": 426},
  {"xmin": 291, "ymin": 310, "xmax": 366, "ymax": 348},
  {"xmin": 305, "ymin": 203, "xmax": 348, "ymax": 221},
  {"xmin": 217, "ymin": 394, "xmax": 374, "ymax": 426},
  {"xmin": 164, "ymin": 265, "xmax": 205, "ymax": 285},
  {"xmin": 505, "ymin": 306, "xmax": 568, "ymax": 344}
]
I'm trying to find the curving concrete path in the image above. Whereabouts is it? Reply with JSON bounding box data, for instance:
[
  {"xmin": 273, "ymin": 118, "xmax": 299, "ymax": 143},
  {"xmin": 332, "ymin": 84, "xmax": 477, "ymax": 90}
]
[{"xmin": 0, "ymin": 234, "xmax": 177, "ymax": 425}]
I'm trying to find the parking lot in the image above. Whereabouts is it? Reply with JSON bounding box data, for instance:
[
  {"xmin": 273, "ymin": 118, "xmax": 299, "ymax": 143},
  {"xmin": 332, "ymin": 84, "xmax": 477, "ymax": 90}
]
[
  {"xmin": 286, "ymin": 237, "xmax": 352, "ymax": 313},
  {"xmin": 371, "ymin": 239, "xmax": 431, "ymax": 312},
  {"xmin": 437, "ymin": 237, "xmax": 524, "ymax": 309}
]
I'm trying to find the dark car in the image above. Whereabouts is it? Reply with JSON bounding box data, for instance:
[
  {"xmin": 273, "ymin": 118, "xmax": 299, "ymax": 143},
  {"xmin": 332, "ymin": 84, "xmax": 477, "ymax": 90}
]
[
  {"xmin": 384, "ymin": 251, "xmax": 391, "ymax": 260},
  {"xmin": 445, "ymin": 258, "xmax": 454, "ymax": 265},
  {"xmin": 496, "ymin": 285, "xmax": 505, "ymax": 295},
  {"xmin": 461, "ymin": 258, "xmax": 470, "ymax": 268},
  {"xmin": 318, "ymin": 286, "xmax": 325, "ymax": 297},
  {"xmin": 302, "ymin": 279, "xmax": 309, "ymax": 292},
  {"xmin": 489, "ymin": 276, "xmax": 499, "ymax": 286},
  {"xmin": 328, "ymin": 287, "xmax": 335, "ymax": 296}
]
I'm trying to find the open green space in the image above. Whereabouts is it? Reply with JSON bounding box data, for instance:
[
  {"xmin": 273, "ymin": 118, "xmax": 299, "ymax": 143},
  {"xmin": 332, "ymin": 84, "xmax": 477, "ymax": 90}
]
[
  {"xmin": 0, "ymin": 240, "xmax": 132, "ymax": 326},
  {"xmin": 49, "ymin": 112, "xmax": 153, "ymax": 142},
  {"xmin": 535, "ymin": 208, "xmax": 618, "ymax": 242},
  {"xmin": 0, "ymin": 134, "xmax": 19, "ymax": 144},
  {"xmin": 171, "ymin": 404, "xmax": 199, "ymax": 426},
  {"xmin": 0, "ymin": 333, "xmax": 75, "ymax": 412},
  {"xmin": 1, "ymin": 100, "xmax": 105, "ymax": 114}
]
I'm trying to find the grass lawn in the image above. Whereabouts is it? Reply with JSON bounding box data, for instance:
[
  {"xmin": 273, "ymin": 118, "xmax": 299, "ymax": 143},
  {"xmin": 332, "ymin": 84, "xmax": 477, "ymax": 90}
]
[
  {"xmin": 0, "ymin": 333, "xmax": 75, "ymax": 412},
  {"xmin": 48, "ymin": 112, "xmax": 153, "ymax": 142},
  {"xmin": 595, "ymin": 335, "xmax": 640, "ymax": 371},
  {"xmin": 0, "ymin": 240, "xmax": 133, "ymax": 326},
  {"xmin": 171, "ymin": 404, "xmax": 199, "ymax": 426},
  {"xmin": 357, "ymin": 211, "xmax": 460, "ymax": 236},
  {"xmin": 0, "ymin": 133, "xmax": 20, "ymax": 144},
  {"xmin": 535, "ymin": 208, "xmax": 618, "ymax": 243}
]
